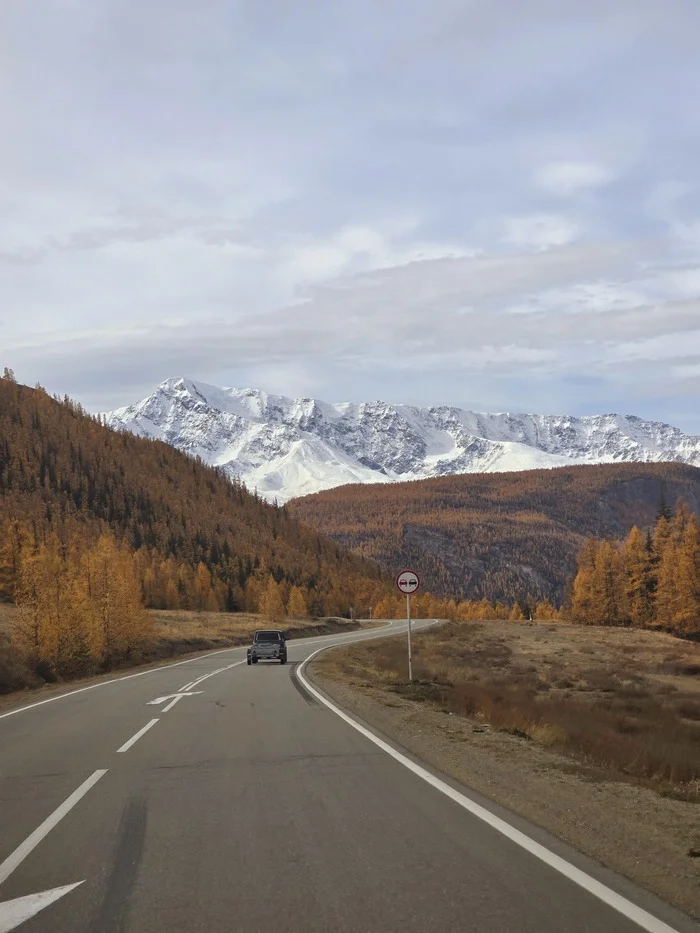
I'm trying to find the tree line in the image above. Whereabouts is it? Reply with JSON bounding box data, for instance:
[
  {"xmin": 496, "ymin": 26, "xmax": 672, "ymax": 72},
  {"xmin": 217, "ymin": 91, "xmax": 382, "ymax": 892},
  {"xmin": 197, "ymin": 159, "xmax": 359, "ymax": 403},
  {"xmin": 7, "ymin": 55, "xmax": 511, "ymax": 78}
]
[
  {"xmin": 568, "ymin": 501, "xmax": 699, "ymax": 636},
  {"xmin": 371, "ymin": 591, "xmax": 559, "ymax": 622},
  {"xmin": 11, "ymin": 530, "xmax": 150, "ymax": 678},
  {"xmin": 7, "ymin": 528, "xmax": 384, "ymax": 680},
  {"xmin": 0, "ymin": 374, "xmax": 391, "ymax": 621}
]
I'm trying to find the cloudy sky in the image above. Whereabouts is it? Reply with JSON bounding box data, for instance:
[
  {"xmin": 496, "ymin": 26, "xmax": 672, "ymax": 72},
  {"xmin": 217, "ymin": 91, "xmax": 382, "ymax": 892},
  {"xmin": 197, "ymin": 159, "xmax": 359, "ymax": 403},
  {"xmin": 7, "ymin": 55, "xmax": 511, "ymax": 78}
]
[{"xmin": 2, "ymin": 0, "xmax": 700, "ymax": 430}]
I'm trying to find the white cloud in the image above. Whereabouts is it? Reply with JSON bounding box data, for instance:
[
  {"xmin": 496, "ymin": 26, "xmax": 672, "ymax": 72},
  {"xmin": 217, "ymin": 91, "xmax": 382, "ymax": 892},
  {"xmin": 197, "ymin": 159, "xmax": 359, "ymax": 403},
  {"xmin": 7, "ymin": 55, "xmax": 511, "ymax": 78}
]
[
  {"xmin": 281, "ymin": 224, "xmax": 472, "ymax": 289},
  {"xmin": 3, "ymin": 0, "xmax": 700, "ymax": 432},
  {"xmin": 507, "ymin": 280, "xmax": 652, "ymax": 316},
  {"xmin": 503, "ymin": 214, "xmax": 578, "ymax": 250},
  {"xmin": 673, "ymin": 362, "xmax": 700, "ymax": 378},
  {"xmin": 666, "ymin": 267, "xmax": 700, "ymax": 297},
  {"xmin": 535, "ymin": 161, "xmax": 612, "ymax": 196},
  {"xmin": 7, "ymin": 238, "xmax": 688, "ymax": 386}
]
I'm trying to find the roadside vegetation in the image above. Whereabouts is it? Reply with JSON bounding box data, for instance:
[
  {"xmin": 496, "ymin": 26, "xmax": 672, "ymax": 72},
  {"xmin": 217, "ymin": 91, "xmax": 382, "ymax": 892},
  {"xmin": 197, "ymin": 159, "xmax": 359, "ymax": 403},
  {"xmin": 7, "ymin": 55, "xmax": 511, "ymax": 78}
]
[
  {"xmin": 316, "ymin": 619, "xmax": 700, "ymax": 799},
  {"xmin": 0, "ymin": 601, "xmax": 362, "ymax": 697},
  {"xmin": 569, "ymin": 502, "xmax": 699, "ymax": 637},
  {"xmin": 0, "ymin": 373, "xmax": 390, "ymax": 622}
]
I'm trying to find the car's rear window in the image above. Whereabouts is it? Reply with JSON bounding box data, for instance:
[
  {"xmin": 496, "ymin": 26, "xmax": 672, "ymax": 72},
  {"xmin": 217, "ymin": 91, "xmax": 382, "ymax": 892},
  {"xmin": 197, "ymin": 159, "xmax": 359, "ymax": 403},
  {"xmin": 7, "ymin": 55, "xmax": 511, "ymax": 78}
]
[{"xmin": 255, "ymin": 631, "xmax": 281, "ymax": 642}]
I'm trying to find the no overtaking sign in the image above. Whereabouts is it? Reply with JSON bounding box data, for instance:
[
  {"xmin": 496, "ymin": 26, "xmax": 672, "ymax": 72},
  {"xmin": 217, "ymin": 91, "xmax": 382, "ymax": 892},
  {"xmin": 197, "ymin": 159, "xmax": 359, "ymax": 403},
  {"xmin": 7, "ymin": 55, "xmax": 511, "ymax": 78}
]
[
  {"xmin": 396, "ymin": 570, "xmax": 419, "ymax": 682},
  {"xmin": 396, "ymin": 570, "xmax": 420, "ymax": 595}
]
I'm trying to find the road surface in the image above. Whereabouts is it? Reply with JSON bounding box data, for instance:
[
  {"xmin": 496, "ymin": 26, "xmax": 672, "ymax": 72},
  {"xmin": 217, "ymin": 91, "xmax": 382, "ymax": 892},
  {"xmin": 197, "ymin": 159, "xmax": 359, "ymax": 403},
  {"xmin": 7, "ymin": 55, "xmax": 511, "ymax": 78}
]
[{"xmin": 0, "ymin": 620, "xmax": 696, "ymax": 933}]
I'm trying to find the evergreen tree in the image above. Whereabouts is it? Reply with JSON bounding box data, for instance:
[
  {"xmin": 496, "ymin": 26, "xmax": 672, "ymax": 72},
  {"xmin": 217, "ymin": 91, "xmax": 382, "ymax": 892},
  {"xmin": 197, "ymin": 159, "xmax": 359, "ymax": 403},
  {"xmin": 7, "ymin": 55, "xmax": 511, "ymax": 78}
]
[{"xmin": 656, "ymin": 492, "xmax": 673, "ymax": 523}]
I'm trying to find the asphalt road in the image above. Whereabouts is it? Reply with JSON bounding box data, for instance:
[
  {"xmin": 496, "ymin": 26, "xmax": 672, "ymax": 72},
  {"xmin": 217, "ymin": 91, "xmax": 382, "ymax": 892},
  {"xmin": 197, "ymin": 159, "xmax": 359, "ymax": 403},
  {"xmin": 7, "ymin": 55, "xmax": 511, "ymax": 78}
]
[{"xmin": 0, "ymin": 620, "xmax": 697, "ymax": 933}]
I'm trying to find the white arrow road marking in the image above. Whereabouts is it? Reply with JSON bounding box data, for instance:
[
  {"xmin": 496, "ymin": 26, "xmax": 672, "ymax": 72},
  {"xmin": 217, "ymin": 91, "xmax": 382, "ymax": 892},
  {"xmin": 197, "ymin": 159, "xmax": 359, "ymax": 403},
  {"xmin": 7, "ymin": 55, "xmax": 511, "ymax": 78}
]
[
  {"xmin": 0, "ymin": 645, "xmax": 248, "ymax": 722},
  {"xmin": 178, "ymin": 659, "xmax": 245, "ymax": 692},
  {"xmin": 0, "ymin": 882, "xmax": 84, "ymax": 933},
  {"xmin": 147, "ymin": 691, "xmax": 203, "ymax": 711},
  {"xmin": 0, "ymin": 770, "xmax": 107, "ymax": 887}
]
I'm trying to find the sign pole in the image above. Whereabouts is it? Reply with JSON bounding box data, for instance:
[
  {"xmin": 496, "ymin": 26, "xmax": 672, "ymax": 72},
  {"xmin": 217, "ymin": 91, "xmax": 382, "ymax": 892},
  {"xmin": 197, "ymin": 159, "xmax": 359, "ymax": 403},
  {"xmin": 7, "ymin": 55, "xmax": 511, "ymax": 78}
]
[
  {"xmin": 407, "ymin": 592, "xmax": 412, "ymax": 682},
  {"xmin": 395, "ymin": 569, "xmax": 420, "ymax": 686}
]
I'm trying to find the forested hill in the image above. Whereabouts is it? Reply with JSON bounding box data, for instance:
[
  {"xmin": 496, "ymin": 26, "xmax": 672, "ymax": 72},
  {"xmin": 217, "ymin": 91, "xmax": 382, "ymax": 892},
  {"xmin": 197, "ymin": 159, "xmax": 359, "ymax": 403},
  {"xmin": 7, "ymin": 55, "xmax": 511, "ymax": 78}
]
[
  {"xmin": 0, "ymin": 377, "xmax": 388, "ymax": 614},
  {"xmin": 289, "ymin": 463, "xmax": 700, "ymax": 603}
]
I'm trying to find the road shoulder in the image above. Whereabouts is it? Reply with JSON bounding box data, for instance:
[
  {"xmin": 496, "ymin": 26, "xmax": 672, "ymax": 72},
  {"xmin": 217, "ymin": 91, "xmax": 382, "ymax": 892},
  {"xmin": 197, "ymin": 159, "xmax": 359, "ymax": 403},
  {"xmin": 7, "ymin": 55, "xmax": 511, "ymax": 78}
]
[{"xmin": 307, "ymin": 652, "xmax": 700, "ymax": 921}]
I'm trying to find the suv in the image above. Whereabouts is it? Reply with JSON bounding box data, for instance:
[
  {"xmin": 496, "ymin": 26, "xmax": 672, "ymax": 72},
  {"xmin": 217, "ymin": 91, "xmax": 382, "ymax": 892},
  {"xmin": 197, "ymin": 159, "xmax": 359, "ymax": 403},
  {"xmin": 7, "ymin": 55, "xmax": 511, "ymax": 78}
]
[{"xmin": 247, "ymin": 630, "xmax": 287, "ymax": 665}]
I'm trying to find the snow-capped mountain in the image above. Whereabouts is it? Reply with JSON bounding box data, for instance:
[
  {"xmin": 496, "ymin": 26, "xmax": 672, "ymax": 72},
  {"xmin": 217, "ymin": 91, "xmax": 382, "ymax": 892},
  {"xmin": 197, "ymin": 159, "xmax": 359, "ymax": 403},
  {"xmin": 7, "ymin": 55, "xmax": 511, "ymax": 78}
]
[{"xmin": 104, "ymin": 378, "xmax": 700, "ymax": 503}]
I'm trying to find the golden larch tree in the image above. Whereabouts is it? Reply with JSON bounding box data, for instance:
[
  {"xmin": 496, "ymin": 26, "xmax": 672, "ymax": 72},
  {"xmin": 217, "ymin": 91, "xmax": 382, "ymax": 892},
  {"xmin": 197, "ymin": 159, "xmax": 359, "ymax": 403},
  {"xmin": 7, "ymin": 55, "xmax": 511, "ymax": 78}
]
[
  {"xmin": 569, "ymin": 538, "xmax": 599, "ymax": 623},
  {"xmin": 286, "ymin": 585, "xmax": 308, "ymax": 619},
  {"xmin": 259, "ymin": 576, "xmax": 286, "ymax": 623},
  {"xmin": 622, "ymin": 526, "xmax": 654, "ymax": 626},
  {"xmin": 509, "ymin": 602, "xmax": 525, "ymax": 621},
  {"xmin": 668, "ymin": 517, "xmax": 699, "ymax": 636},
  {"xmin": 591, "ymin": 540, "xmax": 626, "ymax": 625}
]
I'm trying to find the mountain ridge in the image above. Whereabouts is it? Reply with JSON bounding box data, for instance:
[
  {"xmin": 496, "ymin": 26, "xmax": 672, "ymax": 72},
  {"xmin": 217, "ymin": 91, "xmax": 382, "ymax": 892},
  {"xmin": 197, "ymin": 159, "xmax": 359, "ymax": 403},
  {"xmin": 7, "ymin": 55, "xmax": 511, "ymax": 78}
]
[
  {"xmin": 0, "ymin": 378, "xmax": 388, "ymax": 614},
  {"xmin": 289, "ymin": 462, "xmax": 700, "ymax": 602},
  {"xmin": 105, "ymin": 377, "xmax": 700, "ymax": 503}
]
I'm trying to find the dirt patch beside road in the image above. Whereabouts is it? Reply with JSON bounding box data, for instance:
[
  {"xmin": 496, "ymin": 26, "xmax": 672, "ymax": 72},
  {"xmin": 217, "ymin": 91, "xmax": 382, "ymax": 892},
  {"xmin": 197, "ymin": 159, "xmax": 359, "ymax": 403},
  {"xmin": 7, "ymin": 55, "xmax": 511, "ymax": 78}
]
[{"xmin": 309, "ymin": 620, "xmax": 700, "ymax": 919}]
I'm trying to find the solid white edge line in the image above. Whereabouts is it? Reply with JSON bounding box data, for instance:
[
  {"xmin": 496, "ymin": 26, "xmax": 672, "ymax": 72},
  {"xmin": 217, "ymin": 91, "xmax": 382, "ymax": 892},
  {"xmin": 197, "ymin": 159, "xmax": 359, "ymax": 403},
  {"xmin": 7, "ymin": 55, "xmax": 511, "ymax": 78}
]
[
  {"xmin": 116, "ymin": 718, "xmax": 159, "ymax": 753},
  {"xmin": 296, "ymin": 647, "xmax": 682, "ymax": 933},
  {"xmin": 0, "ymin": 770, "xmax": 107, "ymax": 887}
]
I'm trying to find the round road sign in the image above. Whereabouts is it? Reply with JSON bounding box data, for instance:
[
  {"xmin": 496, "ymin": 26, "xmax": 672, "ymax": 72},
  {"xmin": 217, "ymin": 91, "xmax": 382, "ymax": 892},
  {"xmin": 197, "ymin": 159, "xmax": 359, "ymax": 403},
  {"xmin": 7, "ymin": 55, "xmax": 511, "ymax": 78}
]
[{"xmin": 396, "ymin": 569, "xmax": 420, "ymax": 595}]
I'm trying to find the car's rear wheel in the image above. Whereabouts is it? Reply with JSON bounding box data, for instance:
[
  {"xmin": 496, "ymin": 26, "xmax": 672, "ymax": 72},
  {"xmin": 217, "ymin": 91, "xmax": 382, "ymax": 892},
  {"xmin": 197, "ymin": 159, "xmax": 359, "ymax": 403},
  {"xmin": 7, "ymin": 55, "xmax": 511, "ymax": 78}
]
[
  {"xmin": 280, "ymin": 656, "xmax": 286, "ymax": 665},
  {"xmin": 247, "ymin": 657, "xmax": 251, "ymax": 665},
  {"xmin": 252, "ymin": 657, "xmax": 258, "ymax": 664}
]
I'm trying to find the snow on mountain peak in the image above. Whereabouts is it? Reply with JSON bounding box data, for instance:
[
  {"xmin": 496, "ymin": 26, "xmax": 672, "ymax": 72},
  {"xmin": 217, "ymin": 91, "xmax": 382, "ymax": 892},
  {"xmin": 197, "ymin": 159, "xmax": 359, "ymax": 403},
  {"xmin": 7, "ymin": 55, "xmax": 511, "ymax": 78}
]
[{"xmin": 104, "ymin": 378, "xmax": 700, "ymax": 503}]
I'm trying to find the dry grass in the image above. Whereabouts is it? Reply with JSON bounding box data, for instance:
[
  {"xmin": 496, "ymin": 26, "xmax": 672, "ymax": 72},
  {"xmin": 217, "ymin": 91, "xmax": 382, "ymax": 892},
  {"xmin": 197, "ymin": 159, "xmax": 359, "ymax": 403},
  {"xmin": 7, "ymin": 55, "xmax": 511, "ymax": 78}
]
[
  {"xmin": 148, "ymin": 609, "xmax": 270, "ymax": 656},
  {"xmin": 145, "ymin": 609, "xmax": 361, "ymax": 660},
  {"xmin": 0, "ymin": 606, "xmax": 361, "ymax": 697},
  {"xmin": 0, "ymin": 602, "xmax": 17, "ymax": 634},
  {"xmin": 317, "ymin": 620, "xmax": 700, "ymax": 799}
]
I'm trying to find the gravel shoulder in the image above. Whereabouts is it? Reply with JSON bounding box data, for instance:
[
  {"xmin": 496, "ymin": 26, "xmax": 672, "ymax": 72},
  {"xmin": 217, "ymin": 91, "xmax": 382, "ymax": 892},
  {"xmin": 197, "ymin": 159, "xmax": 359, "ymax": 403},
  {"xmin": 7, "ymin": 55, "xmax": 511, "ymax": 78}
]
[{"xmin": 309, "ymin": 641, "xmax": 700, "ymax": 920}]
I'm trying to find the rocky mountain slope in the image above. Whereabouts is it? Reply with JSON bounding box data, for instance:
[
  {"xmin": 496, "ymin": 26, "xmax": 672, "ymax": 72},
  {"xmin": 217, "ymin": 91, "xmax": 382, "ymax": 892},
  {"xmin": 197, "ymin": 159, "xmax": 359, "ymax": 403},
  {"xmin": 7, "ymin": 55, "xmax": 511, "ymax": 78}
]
[{"xmin": 105, "ymin": 378, "xmax": 700, "ymax": 502}]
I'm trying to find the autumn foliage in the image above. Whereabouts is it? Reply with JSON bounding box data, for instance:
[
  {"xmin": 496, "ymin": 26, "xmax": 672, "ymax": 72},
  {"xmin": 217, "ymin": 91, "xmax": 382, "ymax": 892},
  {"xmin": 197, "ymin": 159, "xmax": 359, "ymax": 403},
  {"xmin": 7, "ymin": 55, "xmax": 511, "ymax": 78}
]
[
  {"xmin": 0, "ymin": 377, "xmax": 391, "ymax": 624},
  {"xmin": 568, "ymin": 503, "xmax": 699, "ymax": 636},
  {"xmin": 290, "ymin": 462, "xmax": 700, "ymax": 602},
  {"xmin": 369, "ymin": 591, "xmax": 558, "ymax": 622},
  {"xmin": 12, "ymin": 531, "xmax": 150, "ymax": 677}
]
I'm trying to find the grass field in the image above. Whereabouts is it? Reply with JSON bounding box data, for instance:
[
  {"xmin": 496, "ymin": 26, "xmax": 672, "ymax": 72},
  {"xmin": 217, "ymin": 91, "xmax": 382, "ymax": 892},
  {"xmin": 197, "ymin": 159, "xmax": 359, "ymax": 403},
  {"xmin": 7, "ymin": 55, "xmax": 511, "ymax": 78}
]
[{"xmin": 316, "ymin": 619, "xmax": 700, "ymax": 798}]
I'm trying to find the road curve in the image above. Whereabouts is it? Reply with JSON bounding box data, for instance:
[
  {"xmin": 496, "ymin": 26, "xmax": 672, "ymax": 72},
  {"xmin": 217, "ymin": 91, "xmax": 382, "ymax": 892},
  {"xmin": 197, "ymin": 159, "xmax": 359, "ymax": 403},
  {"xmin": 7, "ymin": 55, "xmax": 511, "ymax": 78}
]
[{"xmin": 0, "ymin": 620, "xmax": 696, "ymax": 933}]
